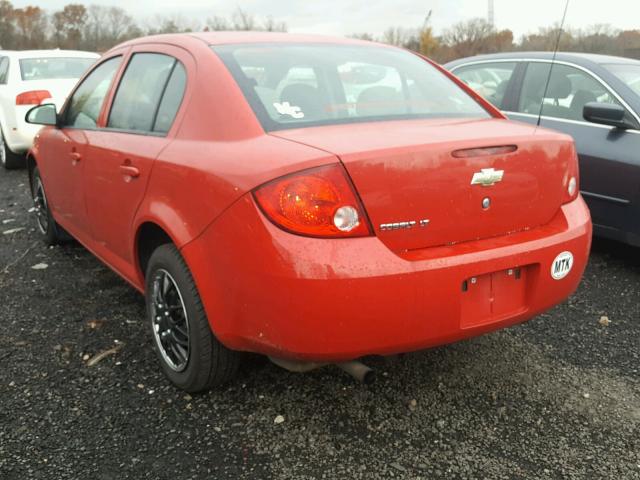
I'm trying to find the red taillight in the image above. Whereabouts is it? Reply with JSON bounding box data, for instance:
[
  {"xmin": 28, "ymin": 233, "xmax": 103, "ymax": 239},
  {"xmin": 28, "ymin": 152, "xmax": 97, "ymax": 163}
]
[
  {"xmin": 253, "ymin": 164, "xmax": 372, "ymax": 238},
  {"xmin": 16, "ymin": 90, "xmax": 52, "ymax": 105}
]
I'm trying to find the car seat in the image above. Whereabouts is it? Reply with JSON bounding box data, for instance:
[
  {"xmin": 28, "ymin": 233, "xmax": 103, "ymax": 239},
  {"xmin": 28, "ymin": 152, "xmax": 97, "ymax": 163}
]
[
  {"xmin": 569, "ymin": 90, "xmax": 598, "ymax": 121},
  {"xmin": 279, "ymin": 84, "xmax": 325, "ymax": 120}
]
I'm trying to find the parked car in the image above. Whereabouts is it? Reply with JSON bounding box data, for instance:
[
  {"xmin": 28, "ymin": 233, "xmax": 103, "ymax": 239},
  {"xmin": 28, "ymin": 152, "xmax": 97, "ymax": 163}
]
[
  {"xmin": 25, "ymin": 33, "xmax": 591, "ymax": 392},
  {"xmin": 446, "ymin": 52, "xmax": 640, "ymax": 247},
  {"xmin": 0, "ymin": 49, "xmax": 99, "ymax": 169}
]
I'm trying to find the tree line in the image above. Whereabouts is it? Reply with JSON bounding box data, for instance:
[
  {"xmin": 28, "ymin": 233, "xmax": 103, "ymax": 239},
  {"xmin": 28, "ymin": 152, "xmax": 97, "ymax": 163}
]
[
  {"xmin": 0, "ymin": 1, "xmax": 286, "ymax": 52},
  {"xmin": 1, "ymin": 1, "xmax": 639, "ymax": 63},
  {"xmin": 366, "ymin": 18, "xmax": 640, "ymax": 63}
]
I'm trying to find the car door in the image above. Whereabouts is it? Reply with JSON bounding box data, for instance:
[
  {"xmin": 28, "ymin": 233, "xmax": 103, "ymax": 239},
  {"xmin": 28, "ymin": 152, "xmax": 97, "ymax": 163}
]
[
  {"xmin": 82, "ymin": 46, "xmax": 190, "ymax": 272},
  {"xmin": 507, "ymin": 61, "xmax": 640, "ymax": 233},
  {"xmin": 38, "ymin": 55, "xmax": 123, "ymax": 240}
]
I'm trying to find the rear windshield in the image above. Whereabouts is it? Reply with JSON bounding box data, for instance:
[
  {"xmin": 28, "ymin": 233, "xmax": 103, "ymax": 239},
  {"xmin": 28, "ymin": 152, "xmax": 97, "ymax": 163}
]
[
  {"xmin": 20, "ymin": 57, "xmax": 96, "ymax": 81},
  {"xmin": 604, "ymin": 64, "xmax": 640, "ymax": 96},
  {"xmin": 213, "ymin": 43, "xmax": 490, "ymax": 131}
]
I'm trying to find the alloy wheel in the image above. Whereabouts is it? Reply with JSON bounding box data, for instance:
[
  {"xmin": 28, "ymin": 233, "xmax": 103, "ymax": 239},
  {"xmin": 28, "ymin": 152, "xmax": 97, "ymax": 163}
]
[
  {"xmin": 150, "ymin": 269, "xmax": 190, "ymax": 372},
  {"xmin": 33, "ymin": 177, "xmax": 49, "ymax": 234}
]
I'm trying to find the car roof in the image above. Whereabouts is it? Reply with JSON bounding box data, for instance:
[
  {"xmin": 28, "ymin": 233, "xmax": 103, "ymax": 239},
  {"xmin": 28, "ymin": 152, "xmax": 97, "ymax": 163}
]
[
  {"xmin": 445, "ymin": 51, "xmax": 640, "ymax": 68},
  {"xmin": 119, "ymin": 31, "xmax": 379, "ymax": 48},
  {"xmin": 0, "ymin": 49, "xmax": 100, "ymax": 59}
]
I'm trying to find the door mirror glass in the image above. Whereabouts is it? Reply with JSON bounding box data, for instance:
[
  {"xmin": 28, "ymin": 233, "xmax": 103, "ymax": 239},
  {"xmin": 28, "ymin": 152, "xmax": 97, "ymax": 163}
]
[
  {"xmin": 583, "ymin": 102, "xmax": 635, "ymax": 129},
  {"xmin": 25, "ymin": 103, "xmax": 57, "ymax": 126}
]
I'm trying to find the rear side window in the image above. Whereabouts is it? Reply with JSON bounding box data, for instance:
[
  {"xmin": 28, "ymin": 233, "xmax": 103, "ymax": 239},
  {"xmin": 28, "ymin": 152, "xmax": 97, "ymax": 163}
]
[
  {"xmin": 453, "ymin": 62, "xmax": 517, "ymax": 109},
  {"xmin": 64, "ymin": 56, "xmax": 122, "ymax": 129},
  {"xmin": 153, "ymin": 62, "xmax": 187, "ymax": 133},
  {"xmin": 108, "ymin": 53, "xmax": 184, "ymax": 133}
]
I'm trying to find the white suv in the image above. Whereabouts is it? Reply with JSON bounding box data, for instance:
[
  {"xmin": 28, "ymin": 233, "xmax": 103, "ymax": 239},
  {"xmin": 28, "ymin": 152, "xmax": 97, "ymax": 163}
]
[{"xmin": 0, "ymin": 49, "xmax": 99, "ymax": 169}]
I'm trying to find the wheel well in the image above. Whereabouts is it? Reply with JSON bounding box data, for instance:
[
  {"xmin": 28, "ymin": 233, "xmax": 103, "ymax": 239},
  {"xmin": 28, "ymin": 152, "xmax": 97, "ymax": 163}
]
[
  {"xmin": 137, "ymin": 223, "xmax": 173, "ymax": 278},
  {"xmin": 26, "ymin": 154, "xmax": 36, "ymax": 193}
]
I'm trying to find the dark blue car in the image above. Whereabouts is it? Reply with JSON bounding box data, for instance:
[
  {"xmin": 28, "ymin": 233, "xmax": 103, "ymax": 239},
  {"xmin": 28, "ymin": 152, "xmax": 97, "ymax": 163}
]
[{"xmin": 446, "ymin": 52, "xmax": 640, "ymax": 247}]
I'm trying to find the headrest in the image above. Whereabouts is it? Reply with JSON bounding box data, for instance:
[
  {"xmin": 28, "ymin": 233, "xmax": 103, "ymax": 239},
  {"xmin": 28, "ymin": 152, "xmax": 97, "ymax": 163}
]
[{"xmin": 545, "ymin": 74, "xmax": 571, "ymax": 99}]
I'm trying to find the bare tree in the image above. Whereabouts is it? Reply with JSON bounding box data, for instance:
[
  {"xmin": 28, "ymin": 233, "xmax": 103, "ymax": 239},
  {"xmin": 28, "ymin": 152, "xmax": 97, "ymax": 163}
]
[
  {"xmin": 231, "ymin": 8, "xmax": 256, "ymax": 31},
  {"xmin": 13, "ymin": 6, "xmax": 48, "ymax": 49},
  {"xmin": 382, "ymin": 26, "xmax": 414, "ymax": 47},
  {"xmin": 206, "ymin": 15, "xmax": 229, "ymax": 31},
  {"xmin": 0, "ymin": 0, "xmax": 15, "ymax": 49},
  {"xmin": 263, "ymin": 15, "xmax": 286, "ymax": 32},
  {"xmin": 52, "ymin": 3, "xmax": 87, "ymax": 49}
]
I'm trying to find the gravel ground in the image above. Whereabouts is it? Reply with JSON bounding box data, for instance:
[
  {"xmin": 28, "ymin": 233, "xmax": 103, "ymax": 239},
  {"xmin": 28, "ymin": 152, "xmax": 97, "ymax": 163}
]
[{"xmin": 0, "ymin": 166, "xmax": 638, "ymax": 480}]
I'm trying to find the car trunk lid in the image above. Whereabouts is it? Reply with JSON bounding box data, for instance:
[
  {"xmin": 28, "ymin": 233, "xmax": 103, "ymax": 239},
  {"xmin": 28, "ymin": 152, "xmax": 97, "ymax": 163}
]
[{"xmin": 271, "ymin": 118, "xmax": 574, "ymax": 252}]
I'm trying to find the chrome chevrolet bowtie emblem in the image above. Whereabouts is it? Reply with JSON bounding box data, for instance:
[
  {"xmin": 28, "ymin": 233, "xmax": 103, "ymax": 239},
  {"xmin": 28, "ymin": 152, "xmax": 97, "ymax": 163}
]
[{"xmin": 471, "ymin": 168, "xmax": 504, "ymax": 187}]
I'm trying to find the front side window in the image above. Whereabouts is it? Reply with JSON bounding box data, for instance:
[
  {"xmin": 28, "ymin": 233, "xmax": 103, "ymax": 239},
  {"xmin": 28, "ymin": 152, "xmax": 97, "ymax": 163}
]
[
  {"xmin": 0, "ymin": 57, "xmax": 9, "ymax": 84},
  {"xmin": 213, "ymin": 43, "xmax": 490, "ymax": 131},
  {"xmin": 64, "ymin": 56, "xmax": 122, "ymax": 129},
  {"xmin": 453, "ymin": 62, "xmax": 517, "ymax": 109},
  {"xmin": 19, "ymin": 57, "xmax": 96, "ymax": 81},
  {"xmin": 108, "ymin": 53, "xmax": 182, "ymax": 133},
  {"xmin": 604, "ymin": 63, "xmax": 640, "ymax": 96},
  {"xmin": 517, "ymin": 62, "xmax": 622, "ymax": 122}
]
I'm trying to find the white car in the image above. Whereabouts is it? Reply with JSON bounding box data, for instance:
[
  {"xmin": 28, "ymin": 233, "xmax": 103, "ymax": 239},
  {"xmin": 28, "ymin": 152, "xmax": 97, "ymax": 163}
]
[{"xmin": 0, "ymin": 49, "xmax": 99, "ymax": 169}]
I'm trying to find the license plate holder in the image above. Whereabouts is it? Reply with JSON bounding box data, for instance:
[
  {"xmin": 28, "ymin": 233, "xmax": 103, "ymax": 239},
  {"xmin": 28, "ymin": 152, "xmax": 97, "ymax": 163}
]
[{"xmin": 461, "ymin": 267, "xmax": 528, "ymax": 328}]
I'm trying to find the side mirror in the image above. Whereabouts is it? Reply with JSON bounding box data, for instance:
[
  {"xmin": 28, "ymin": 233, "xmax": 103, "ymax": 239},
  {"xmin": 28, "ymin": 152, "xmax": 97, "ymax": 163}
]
[
  {"xmin": 583, "ymin": 102, "xmax": 636, "ymax": 130},
  {"xmin": 25, "ymin": 103, "xmax": 58, "ymax": 127}
]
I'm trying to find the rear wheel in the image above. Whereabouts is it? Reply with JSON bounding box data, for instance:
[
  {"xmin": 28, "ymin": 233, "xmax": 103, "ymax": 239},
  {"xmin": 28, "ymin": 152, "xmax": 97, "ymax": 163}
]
[
  {"xmin": 145, "ymin": 244, "xmax": 240, "ymax": 392},
  {"xmin": 31, "ymin": 166, "xmax": 70, "ymax": 245},
  {"xmin": 0, "ymin": 128, "xmax": 25, "ymax": 170}
]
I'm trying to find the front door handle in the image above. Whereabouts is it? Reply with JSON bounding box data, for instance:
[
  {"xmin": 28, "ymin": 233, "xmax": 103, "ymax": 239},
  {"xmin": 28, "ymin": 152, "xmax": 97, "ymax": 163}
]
[
  {"xmin": 70, "ymin": 151, "xmax": 81, "ymax": 164},
  {"xmin": 119, "ymin": 164, "xmax": 140, "ymax": 178}
]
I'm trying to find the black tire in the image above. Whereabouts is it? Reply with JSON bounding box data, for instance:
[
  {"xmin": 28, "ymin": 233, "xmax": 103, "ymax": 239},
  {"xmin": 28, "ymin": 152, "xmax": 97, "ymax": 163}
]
[
  {"xmin": 31, "ymin": 166, "xmax": 70, "ymax": 245},
  {"xmin": 145, "ymin": 244, "xmax": 240, "ymax": 392},
  {"xmin": 0, "ymin": 127, "xmax": 25, "ymax": 170}
]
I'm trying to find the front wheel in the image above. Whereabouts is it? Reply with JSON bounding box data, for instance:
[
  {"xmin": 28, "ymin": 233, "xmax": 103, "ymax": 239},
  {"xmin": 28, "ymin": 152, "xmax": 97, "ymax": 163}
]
[
  {"xmin": 31, "ymin": 166, "xmax": 70, "ymax": 245},
  {"xmin": 145, "ymin": 244, "xmax": 240, "ymax": 392}
]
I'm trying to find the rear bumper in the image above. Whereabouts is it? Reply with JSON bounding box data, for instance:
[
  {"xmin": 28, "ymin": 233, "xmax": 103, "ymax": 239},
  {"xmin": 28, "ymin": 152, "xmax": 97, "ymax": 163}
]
[{"xmin": 182, "ymin": 195, "xmax": 592, "ymax": 361}]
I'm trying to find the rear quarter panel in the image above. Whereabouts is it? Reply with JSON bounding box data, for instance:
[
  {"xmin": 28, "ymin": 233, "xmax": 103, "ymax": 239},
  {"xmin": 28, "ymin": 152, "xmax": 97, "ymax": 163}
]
[{"xmin": 131, "ymin": 41, "xmax": 339, "ymax": 279}]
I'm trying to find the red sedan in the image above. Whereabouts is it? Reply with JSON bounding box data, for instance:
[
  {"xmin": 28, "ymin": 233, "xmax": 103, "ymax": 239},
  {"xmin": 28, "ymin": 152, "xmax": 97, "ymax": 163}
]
[{"xmin": 25, "ymin": 33, "xmax": 592, "ymax": 392}]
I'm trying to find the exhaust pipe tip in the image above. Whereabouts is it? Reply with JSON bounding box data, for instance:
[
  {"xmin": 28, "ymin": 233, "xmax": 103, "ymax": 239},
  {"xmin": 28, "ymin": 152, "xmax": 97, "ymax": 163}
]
[{"xmin": 337, "ymin": 360, "xmax": 375, "ymax": 384}]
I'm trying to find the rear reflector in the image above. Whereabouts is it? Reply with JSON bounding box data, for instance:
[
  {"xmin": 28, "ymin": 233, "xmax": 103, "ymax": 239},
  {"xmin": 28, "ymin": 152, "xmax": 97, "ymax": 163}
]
[
  {"xmin": 452, "ymin": 145, "xmax": 517, "ymax": 158},
  {"xmin": 16, "ymin": 90, "xmax": 52, "ymax": 106}
]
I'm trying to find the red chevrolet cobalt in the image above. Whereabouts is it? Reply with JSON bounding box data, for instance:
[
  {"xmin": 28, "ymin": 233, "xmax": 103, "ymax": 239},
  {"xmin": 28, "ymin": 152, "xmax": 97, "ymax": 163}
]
[{"xmin": 25, "ymin": 33, "xmax": 591, "ymax": 391}]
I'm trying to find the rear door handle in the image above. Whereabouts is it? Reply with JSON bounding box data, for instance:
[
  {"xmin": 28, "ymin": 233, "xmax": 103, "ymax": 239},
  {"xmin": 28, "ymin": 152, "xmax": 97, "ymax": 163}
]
[
  {"xmin": 119, "ymin": 164, "xmax": 140, "ymax": 178},
  {"xmin": 70, "ymin": 151, "xmax": 81, "ymax": 163}
]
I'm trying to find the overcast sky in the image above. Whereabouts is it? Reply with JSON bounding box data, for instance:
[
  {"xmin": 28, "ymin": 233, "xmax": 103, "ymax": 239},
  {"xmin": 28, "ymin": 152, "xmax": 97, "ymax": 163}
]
[{"xmin": 11, "ymin": 0, "xmax": 640, "ymax": 38}]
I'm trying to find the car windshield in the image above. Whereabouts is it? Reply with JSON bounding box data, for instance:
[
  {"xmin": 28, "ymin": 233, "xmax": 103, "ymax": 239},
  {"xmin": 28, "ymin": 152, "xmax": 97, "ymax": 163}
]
[
  {"xmin": 604, "ymin": 63, "xmax": 640, "ymax": 96},
  {"xmin": 213, "ymin": 43, "xmax": 490, "ymax": 131},
  {"xmin": 19, "ymin": 57, "xmax": 96, "ymax": 81}
]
